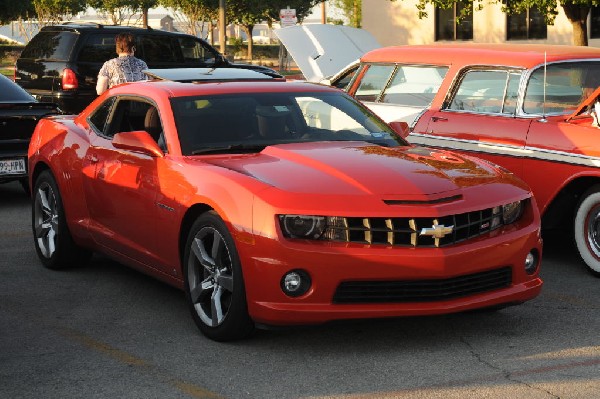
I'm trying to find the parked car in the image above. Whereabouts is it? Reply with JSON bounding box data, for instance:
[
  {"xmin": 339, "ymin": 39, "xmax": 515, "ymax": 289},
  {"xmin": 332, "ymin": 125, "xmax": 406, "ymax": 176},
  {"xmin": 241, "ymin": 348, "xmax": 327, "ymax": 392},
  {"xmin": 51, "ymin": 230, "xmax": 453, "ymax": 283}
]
[
  {"xmin": 28, "ymin": 77, "xmax": 542, "ymax": 341},
  {"xmin": 279, "ymin": 27, "xmax": 600, "ymax": 277},
  {"xmin": 362, "ymin": 44, "xmax": 600, "ymax": 277},
  {"xmin": 0, "ymin": 73, "xmax": 59, "ymax": 192},
  {"xmin": 15, "ymin": 23, "xmax": 281, "ymax": 114}
]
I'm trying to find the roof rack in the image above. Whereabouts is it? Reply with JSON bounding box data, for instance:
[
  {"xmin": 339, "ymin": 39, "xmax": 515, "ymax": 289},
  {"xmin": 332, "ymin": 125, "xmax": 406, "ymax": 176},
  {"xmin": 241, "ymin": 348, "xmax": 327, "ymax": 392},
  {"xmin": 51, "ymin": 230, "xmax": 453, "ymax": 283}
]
[{"xmin": 60, "ymin": 21, "xmax": 105, "ymax": 28}]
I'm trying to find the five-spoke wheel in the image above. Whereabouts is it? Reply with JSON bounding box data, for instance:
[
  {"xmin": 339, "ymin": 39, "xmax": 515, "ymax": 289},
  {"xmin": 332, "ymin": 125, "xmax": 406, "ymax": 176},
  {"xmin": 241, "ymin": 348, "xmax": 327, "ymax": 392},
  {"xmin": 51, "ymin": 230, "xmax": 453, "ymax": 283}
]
[{"xmin": 184, "ymin": 211, "xmax": 253, "ymax": 341}]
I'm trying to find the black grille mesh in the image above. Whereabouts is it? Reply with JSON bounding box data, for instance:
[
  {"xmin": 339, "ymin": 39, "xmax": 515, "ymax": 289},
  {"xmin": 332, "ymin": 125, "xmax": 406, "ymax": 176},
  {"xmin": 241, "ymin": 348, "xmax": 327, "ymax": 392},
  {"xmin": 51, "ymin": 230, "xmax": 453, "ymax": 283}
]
[{"xmin": 333, "ymin": 267, "xmax": 512, "ymax": 304}]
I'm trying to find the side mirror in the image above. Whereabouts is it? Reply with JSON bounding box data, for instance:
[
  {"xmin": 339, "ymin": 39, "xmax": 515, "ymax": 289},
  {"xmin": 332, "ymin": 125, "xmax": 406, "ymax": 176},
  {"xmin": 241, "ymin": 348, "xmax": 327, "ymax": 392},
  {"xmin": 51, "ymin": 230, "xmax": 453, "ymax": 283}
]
[
  {"xmin": 389, "ymin": 121, "xmax": 410, "ymax": 139},
  {"xmin": 113, "ymin": 131, "xmax": 164, "ymax": 158}
]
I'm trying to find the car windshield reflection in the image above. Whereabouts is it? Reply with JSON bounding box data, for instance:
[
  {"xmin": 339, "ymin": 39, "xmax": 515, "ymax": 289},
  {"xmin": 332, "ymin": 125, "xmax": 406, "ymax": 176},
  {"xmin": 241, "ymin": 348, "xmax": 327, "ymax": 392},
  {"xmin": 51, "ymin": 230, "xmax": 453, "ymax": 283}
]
[{"xmin": 170, "ymin": 91, "xmax": 406, "ymax": 155}]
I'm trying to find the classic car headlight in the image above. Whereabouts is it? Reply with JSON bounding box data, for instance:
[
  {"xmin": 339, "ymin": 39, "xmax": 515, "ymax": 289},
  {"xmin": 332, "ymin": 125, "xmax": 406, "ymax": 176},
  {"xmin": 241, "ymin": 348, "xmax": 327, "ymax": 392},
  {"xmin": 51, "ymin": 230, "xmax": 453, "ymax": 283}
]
[{"xmin": 279, "ymin": 215, "xmax": 326, "ymax": 239}]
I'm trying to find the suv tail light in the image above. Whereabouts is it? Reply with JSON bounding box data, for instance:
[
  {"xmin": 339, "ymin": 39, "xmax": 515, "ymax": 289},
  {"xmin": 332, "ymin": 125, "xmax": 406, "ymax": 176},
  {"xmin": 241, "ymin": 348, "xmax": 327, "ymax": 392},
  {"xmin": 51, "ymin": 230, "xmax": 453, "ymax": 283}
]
[{"xmin": 62, "ymin": 68, "xmax": 78, "ymax": 90}]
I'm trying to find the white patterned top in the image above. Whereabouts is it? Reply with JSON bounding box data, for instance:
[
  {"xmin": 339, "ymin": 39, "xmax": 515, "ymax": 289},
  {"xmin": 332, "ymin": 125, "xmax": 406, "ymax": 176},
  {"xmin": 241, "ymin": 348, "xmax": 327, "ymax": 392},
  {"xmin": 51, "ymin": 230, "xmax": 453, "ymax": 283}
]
[{"xmin": 98, "ymin": 55, "xmax": 148, "ymax": 89}]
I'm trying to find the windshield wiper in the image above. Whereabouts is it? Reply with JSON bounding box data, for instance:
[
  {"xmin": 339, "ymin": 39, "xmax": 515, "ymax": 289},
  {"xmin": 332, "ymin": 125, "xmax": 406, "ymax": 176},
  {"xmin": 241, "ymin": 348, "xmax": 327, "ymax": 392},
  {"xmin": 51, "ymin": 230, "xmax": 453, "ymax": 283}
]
[{"xmin": 192, "ymin": 144, "xmax": 266, "ymax": 155}]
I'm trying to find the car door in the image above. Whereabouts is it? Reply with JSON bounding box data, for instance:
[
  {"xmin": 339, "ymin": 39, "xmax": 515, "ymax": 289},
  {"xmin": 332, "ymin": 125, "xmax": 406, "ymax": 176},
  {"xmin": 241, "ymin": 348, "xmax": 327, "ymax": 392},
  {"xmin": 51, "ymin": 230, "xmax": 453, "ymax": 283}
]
[
  {"xmin": 413, "ymin": 68, "xmax": 529, "ymax": 176},
  {"xmin": 82, "ymin": 96, "xmax": 162, "ymax": 266}
]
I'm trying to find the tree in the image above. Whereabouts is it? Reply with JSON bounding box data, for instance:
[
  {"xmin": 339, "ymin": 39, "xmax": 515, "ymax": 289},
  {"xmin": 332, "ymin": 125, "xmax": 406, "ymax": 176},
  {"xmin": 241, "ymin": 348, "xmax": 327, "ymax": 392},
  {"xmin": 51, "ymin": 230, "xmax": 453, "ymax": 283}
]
[
  {"xmin": 161, "ymin": 0, "xmax": 218, "ymax": 38},
  {"xmin": 32, "ymin": 0, "xmax": 87, "ymax": 26},
  {"xmin": 0, "ymin": 0, "xmax": 34, "ymax": 25},
  {"xmin": 226, "ymin": 0, "xmax": 264, "ymax": 60},
  {"xmin": 133, "ymin": 0, "xmax": 159, "ymax": 28},
  {"xmin": 88, "ymin": 0, "xmax": 138, "ymax": 25},
  {"xmin": 262, "ymin": 1, "xmax": 323, "ymax": 26},
  {"xmin": 330, "ymin": 0, "xmax": 362, "ymax": 27},
  {"xmin": 396, "ymin": 0, "xmax": 600, "ymax": 46}
]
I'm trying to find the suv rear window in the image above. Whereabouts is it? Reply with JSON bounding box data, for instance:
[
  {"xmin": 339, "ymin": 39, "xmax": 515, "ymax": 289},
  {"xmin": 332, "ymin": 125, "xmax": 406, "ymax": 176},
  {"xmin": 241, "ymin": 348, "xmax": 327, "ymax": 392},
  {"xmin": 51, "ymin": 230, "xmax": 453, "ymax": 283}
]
[{"xmin": 20, "ymin": 31, "xmax": 78, "ymax": 61}]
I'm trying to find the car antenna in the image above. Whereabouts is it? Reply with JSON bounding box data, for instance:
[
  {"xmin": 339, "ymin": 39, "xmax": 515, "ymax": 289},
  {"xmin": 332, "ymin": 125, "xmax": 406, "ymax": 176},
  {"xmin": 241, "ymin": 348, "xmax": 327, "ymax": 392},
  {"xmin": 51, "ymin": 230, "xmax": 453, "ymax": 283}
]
[{"xmin": 541, "ymin": 51, "xmax": 547, "ymax": 122}]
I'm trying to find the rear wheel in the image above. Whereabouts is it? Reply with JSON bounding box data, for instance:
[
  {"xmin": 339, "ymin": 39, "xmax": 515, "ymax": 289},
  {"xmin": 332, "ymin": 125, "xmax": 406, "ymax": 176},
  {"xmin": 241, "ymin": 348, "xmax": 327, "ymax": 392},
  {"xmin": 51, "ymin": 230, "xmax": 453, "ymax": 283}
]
[
  {"xmin": 574, "ymin": 185, "xmax": 600, "ymax": 277},
  {"xmin": 183, "ymin": 211, "xmax": 254, "ymax": 341},
  {"xmin": 32, "ymin": 170, "xmax": 91, "ymax": 269}
]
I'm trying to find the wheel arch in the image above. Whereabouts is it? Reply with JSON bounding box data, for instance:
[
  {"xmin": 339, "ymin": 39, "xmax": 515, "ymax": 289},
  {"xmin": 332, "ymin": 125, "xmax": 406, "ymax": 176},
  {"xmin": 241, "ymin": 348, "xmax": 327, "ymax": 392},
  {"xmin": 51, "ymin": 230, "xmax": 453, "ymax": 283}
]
[
  {"xmin": 543, "ymin": 176, "xmax": 600, "ymax": 230},
  {"xmin": 179, "ymin": 203, "xmax": 214, "ymax": 267}
]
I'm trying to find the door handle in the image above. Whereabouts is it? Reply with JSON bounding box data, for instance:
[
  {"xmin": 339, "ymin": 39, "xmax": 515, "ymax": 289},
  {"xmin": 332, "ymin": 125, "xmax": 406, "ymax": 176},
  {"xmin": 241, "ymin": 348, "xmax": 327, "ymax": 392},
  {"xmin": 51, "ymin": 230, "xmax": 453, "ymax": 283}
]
[{"xmin": 431, "ymin": 116, "xmax": 448, "ymax": 122}]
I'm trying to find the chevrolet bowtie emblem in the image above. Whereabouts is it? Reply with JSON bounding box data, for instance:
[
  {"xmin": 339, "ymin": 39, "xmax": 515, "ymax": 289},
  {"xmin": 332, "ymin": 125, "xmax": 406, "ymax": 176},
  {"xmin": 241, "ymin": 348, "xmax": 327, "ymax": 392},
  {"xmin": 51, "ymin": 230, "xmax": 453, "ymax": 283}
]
[{"xmin": 419, "ymin": 223, "xmax": 454, "ymax": 247}]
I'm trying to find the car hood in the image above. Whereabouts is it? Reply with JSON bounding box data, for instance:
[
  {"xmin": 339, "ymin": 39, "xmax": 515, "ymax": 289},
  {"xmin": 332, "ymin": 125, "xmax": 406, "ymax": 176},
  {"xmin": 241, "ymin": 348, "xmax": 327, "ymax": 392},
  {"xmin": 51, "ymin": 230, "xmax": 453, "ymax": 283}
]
[
  {"xmin": 275, "ymin": 25, "xmax": 380, "ymax": 82},
  {"xmin": 204, "ymin": 142, "xmax": 504, "ymax": 199}
]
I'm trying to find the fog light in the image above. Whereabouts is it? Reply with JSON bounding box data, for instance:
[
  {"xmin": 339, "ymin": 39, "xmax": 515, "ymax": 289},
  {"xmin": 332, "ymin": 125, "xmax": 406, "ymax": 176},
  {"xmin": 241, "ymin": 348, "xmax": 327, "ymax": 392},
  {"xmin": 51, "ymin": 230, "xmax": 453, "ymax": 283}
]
[
  {"xmin": 524, "ymin": 249, "xmax": 539, "ymax": 275},
  {"xmin": 281, "ymin": 270, "xmax": 311, "ymax": 297}
]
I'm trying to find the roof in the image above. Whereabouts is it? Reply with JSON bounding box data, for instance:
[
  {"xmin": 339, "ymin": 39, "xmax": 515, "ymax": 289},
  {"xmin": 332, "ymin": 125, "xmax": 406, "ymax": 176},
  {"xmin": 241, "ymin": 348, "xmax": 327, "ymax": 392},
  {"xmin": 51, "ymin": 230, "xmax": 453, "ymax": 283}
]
[
  {"xmin": 362, "ymin": 44, "xmax": 600, "ymax": 69},
  {"xmin": 106, "ymin": 80, "xmax": 337, "ymax": 98},
  {"xmin": 144, "ymin": 68, "xmax": 282, "ymax": 82}
]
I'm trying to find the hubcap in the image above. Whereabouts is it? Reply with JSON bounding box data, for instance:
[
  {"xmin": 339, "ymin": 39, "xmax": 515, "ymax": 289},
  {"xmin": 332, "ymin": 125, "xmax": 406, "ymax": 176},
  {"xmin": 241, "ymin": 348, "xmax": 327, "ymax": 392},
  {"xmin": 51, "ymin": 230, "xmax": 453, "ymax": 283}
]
[
  {"xmin": 33, "ymin": 182, "xmax": 58, "ymax": 259},
  {"xmin": 187, "ymin": 226, "xmax": 234, "ymax": 327},
  {"xmin": 585, "ymin": 206, "xmax": 600, "ymax": 259}
]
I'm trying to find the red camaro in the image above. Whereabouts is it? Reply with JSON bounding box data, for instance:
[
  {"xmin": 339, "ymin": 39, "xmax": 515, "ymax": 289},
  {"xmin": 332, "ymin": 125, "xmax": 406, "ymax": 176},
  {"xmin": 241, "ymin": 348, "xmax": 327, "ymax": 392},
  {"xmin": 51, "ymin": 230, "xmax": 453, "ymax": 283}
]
[{"xmin": 28, "ymin": 77, "xmax": 542, "ymax": 340}]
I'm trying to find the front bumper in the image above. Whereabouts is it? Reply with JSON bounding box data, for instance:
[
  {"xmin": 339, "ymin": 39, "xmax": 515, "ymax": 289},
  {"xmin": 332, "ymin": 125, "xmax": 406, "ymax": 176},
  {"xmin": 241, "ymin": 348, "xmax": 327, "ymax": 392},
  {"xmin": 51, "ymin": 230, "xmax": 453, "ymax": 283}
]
[{"xmin": 239, "ymin": 224, "xmax": 543, "ymax": 326}]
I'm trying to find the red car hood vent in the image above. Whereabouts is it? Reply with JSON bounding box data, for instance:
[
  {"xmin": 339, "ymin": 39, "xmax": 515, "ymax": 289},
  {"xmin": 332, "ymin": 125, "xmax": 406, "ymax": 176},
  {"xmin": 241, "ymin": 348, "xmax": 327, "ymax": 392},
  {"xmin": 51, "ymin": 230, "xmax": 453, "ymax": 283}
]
[{"xmin": 382, "ymin": 194, "xmax": 463, "ymax": 205}]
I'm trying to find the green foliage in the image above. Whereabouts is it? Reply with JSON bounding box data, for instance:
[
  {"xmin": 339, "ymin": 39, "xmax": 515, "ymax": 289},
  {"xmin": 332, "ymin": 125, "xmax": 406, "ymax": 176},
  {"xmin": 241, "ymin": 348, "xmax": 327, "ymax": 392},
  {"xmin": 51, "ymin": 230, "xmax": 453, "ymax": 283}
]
[
  {"xmin": 0, "ymin": 1, "xmax": 34, "ymax": 25},
  {"xmin": 330, "ymin": 0, "xmax": 362, "ymax": 27}
]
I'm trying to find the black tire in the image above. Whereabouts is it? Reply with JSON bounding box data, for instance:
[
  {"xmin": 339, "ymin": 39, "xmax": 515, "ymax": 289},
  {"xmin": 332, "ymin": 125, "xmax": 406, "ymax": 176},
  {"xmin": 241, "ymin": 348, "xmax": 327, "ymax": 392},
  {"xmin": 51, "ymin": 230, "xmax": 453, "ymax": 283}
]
[
  {"xmin": 574, "ymin": 185, "xmax": 600, "ymax": 277},
  {"xmin": 32, "ymin": 170, "xmax": 92, "ymax": 269},
  {"xmin": 183, "ymin": 211, "xmax": 254, "ymax": 341}
]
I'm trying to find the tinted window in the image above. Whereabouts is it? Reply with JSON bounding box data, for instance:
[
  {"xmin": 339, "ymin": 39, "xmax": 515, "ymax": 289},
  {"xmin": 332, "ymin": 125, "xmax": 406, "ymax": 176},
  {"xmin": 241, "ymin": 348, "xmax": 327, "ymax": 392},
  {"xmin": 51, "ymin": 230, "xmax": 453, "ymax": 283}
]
[
  {"xmin": 20, "ymin": 31, "xmax": 78, "ymax": 60},
  {"xmin": 435, "ymin": 3, "xmax": 473, "ymax": 41},
  {"xmin": 89, "ymin": 97, "xmax": 115, "ymax": 135},
  {"xmin": 177, "ymin": 37, "xmax": 218, "ymax": 65},
  {"xmin": 171, "ymin": 92, "xmax": 403, "ymax": 155},
  {"xmin": 354, "ymin": 65, "xmax": 395, "ymax": 102},
  {"xmin": 0, "ymin": 74, "xmax": 35, "ymax": 102},
  {"xmin": 140, "ymin": 35, "xmax": 182, "ymax": 63},
  {"xmin": 105, "ymin": 99, "xmax": 153, "ymax": 138},
  {"xmin": 507, "ymin": 7, "xmax": 547, "ymax": 40},
  {"xmin": 381, "ymin": 65, "xmax": 448, "ymax": 107},
  {"xmin": 78, "ymin": 33, "xmax": 117, "ymax": 63}
]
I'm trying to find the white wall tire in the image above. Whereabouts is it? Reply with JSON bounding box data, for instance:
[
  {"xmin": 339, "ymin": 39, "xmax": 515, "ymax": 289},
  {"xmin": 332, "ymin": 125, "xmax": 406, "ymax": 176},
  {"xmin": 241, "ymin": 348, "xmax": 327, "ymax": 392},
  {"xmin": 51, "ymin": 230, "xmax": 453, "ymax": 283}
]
[{"xmin": 574, "ymin": 186, "xmax": 600, "ymax": 277}]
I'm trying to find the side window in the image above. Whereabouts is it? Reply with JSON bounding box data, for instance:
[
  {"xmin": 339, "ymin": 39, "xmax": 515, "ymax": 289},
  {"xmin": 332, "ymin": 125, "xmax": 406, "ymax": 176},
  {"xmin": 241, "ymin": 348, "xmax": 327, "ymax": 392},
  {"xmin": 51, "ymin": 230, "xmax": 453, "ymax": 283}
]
[
  {"xmin": 105, "ymin": 98, "xmax": 153, "ymax": 139},
  {"xmin": 140, "ymin": 36, "xmax": 183, "ymax": 64},
  {"xmin": 380, "ymin": 65, "xmax": 449, "ymax": 107},
  {"xmin": 177, "ymin": 37, "xmax": 218, "ymax": 66},
  {"xmin": 447, "ymin": 69, "xmax": 520, "ymax": 114},
  {"xmin": 78, "ymin": 34, "xmax": 117, "ymax": 63},
  {"xmin": 354, "ymin": 65, "xmax": 395, "ymax": 102},
  {"xmin": 88, "ymin": 97, "xmax": 116, "ymax": 135}
]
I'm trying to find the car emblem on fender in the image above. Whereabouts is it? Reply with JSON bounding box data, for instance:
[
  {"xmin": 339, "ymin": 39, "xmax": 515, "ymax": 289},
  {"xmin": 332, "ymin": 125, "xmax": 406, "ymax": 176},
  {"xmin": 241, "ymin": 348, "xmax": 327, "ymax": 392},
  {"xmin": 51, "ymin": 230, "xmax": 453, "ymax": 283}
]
[{"xmin": 419, "ymin": 222, "xmax": 454, "ymax": 247}]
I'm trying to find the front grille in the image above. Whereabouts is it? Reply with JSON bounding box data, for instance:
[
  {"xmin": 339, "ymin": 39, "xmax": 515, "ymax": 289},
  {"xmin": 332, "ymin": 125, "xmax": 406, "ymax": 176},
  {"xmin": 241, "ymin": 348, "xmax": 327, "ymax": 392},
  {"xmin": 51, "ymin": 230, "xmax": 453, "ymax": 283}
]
[
  {"xmin": 324, "ymin": 207, "xmax": 501, "ymax": 247},
  {"xmin": 333, "ymin": 267, "xmax": 512, "ymax": 304}
]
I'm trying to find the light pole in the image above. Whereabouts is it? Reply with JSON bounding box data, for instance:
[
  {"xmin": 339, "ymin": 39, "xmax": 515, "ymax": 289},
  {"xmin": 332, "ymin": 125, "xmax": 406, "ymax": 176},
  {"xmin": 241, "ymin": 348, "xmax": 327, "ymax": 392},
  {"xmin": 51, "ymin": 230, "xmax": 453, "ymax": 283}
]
[{"xmin": 219, "ymin": 0, "xmax": 226, "ymax": 55}]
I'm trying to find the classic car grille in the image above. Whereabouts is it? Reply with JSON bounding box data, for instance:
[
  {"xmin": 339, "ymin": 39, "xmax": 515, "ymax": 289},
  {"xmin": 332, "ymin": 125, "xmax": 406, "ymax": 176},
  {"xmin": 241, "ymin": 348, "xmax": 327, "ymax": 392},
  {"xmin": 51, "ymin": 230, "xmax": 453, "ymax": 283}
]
[
  {"xmin": 333, "ymin": 267, "xmax": 512, "ymax": 304},
  {"xmin": 324, "ymin": 207, "xmax": 501, "ymax": 248}
]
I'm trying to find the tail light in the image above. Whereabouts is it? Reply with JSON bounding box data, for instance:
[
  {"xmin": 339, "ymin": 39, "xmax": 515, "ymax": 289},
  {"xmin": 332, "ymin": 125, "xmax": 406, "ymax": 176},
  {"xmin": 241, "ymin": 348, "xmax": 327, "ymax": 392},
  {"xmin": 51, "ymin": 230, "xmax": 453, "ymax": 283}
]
[{"xmin": 62, "ymin": 68, "xmax": 78, "ymax": 90}]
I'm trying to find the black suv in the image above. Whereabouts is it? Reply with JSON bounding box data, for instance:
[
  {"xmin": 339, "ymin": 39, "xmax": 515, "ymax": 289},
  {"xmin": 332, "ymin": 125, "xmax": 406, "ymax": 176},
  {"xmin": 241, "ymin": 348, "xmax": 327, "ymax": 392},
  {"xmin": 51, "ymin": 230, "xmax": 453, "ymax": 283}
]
[{"xmin": 15, "ymin": 23, "xmax": 280, "ymax": 114}]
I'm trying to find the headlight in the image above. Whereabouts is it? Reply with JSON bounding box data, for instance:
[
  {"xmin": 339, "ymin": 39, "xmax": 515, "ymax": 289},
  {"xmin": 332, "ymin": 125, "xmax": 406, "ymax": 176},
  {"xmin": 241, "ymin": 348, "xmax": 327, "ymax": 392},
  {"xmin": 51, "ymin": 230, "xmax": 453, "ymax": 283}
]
[
  {"xmin": 279, "ymin": 215, "xmax": 326, "ymax": 239},
  {"xmin": 502, "ymin": 200, "xmax": 523, "ymax": 225}
]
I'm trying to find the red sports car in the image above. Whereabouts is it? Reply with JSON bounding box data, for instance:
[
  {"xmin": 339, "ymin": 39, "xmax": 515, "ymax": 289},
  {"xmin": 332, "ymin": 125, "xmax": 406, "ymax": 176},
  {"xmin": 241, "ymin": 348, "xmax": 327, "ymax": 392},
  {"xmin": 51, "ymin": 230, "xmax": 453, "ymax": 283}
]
[{"xmin": 28, "ymin": 78, "xmax": 542, "ymax": 341}]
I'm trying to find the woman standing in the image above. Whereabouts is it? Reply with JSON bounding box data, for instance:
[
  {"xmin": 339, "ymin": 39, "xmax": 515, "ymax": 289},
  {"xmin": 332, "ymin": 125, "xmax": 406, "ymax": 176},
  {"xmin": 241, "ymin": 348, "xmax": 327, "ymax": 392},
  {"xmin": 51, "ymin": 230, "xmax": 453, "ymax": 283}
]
[{"xmin": 96, "ymin": 32, "xmax": 148, "ymax": 95}]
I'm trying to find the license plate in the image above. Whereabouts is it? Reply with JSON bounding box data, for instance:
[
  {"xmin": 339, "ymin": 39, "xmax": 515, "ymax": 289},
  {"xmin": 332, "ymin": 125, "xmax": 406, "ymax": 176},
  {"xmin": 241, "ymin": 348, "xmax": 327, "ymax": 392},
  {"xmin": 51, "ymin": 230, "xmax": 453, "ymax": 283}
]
[{"xmin": 0, "ymin": 158, "xmax": 26, "ymax": 176}]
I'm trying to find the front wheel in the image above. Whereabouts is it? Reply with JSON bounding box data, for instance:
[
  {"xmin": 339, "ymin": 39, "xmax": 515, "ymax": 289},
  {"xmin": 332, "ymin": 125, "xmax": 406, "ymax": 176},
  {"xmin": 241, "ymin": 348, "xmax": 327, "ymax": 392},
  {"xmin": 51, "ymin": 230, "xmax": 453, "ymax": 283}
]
[
  {"xmin": 183, "ymin": 211, "xmax": 254, "ymax": 341},
  {"xmin": 32, "ymin": 170, "xmax": 91, "ymax": 269},
  {"xmin": 574, "ymin": 185, "xmax": 600, "ymax": 277}
]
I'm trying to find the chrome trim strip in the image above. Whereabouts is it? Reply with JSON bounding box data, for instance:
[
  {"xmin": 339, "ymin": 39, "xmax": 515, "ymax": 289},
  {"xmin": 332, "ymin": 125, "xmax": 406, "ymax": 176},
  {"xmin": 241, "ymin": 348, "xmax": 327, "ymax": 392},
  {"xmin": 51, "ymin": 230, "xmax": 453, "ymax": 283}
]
[{"xmin": 410, "ymin": 133, "xmax": 600, "ymax": 167}]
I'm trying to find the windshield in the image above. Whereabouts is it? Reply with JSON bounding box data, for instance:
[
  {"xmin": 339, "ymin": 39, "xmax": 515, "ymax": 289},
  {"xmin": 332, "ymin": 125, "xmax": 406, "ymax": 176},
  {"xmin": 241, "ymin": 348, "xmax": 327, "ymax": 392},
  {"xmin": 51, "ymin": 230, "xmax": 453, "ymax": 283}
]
[
  {"xmin": 171, "ymin": 91, "xmax": 406, "ymax": 155},
  {"xmin": 524, "ymin": 61, "xmax": 600, "ymax": 114}
]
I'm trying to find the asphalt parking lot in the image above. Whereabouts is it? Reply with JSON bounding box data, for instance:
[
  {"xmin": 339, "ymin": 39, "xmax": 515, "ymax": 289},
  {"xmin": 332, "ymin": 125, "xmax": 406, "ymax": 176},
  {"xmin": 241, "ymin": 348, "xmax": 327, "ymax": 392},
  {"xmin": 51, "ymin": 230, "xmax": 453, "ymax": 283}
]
[{"xmin": 1, "ymin": 180, "xmax": 599, "ymax": 399}]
